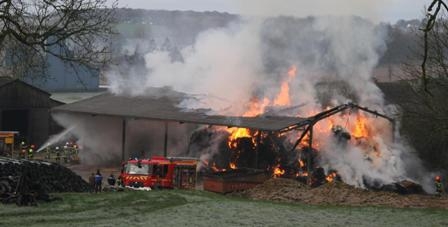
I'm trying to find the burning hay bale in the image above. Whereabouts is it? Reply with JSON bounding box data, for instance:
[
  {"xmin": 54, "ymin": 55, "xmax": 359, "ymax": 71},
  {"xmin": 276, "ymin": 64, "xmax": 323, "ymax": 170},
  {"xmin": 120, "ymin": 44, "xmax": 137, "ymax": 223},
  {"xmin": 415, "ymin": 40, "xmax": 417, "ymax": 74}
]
[{"xmin": 0, "ymin": 157, "xmax": 90, "ymax": 205}]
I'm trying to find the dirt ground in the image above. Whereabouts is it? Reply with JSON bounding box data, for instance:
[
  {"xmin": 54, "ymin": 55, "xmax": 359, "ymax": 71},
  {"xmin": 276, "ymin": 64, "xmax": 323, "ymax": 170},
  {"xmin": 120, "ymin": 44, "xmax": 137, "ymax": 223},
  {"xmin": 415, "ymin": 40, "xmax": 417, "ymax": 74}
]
[
  {"xmin": 67, "ymin": 164, "xmax": 121, "ymax": 181},
  {"xmin": 240, "ymin": 178, "xmax": 448, "ymax": 209}
]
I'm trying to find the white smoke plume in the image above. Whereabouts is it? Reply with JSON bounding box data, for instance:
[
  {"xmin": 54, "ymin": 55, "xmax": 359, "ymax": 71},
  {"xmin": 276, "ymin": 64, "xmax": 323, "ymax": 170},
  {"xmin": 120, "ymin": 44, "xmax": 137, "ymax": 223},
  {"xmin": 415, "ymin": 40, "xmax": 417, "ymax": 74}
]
[
  {"xmin": 52, "ymin": 113, "xmax": 196, "ymax": 166},
  {"xmin": 57, "ymin": 4, "xmax": 431, "ymax": 191},
  {"xmin": 115, "ymin": 15, "xmax": 428, "ymax": 190}
]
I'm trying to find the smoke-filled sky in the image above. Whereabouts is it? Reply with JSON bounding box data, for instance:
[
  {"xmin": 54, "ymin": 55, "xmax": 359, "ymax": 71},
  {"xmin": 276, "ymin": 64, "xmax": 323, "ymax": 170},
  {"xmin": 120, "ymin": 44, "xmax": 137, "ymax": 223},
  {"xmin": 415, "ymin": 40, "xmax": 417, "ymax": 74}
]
[{"xmin": 115, "ymin": 0, "xmax": 428, "ymax": 23}]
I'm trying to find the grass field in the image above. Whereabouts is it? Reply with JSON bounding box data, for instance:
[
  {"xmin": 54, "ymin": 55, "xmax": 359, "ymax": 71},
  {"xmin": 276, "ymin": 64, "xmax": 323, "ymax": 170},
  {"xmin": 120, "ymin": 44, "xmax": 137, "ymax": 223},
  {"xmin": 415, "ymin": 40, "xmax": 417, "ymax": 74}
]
[{"xmin": 1, "ymin": 190, "xmax": 447, "ymax": 227}]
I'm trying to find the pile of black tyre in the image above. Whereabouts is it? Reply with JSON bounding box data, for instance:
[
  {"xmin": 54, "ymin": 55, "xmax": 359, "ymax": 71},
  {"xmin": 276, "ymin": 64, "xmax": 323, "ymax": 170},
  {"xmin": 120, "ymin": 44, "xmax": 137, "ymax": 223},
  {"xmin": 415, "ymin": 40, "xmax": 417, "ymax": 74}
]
[{"xmin": 0, "ymin": 157, "xmax": 90, "ymax": 194}]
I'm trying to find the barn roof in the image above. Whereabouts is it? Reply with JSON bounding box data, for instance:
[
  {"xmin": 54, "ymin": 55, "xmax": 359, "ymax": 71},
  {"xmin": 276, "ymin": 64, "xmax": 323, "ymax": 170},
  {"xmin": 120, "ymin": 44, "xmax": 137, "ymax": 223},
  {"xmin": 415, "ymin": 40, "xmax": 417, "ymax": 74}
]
[
  {"xmin": 0, "ymin": 76, "xmax": 63, "ymax": 107},
  {"xmin": 0, "ymin": 76, "xmax": 52, "ymax": 95},
  {"xmin": 52, "ymin": 88, "xmax": 310, "ymax": 131}
]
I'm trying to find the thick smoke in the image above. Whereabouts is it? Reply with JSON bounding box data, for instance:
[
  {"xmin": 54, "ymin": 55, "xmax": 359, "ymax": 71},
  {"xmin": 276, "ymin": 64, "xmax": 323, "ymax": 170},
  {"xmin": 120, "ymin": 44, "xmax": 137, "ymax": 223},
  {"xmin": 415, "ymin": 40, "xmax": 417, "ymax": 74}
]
[
  {"xmin": 112, "ymin": 15, "xmax": 428, "ymax": 189},
  {"xmin": 109, "ymin": 19, "xmax": 265, "ymax": 115},
  {"xmin": 57, "ymin": 6, "xmax": 430, "ymax": 190},
  {"xmin": 52, "ymin": 113, "xmax": 195, "ymax": 166}
]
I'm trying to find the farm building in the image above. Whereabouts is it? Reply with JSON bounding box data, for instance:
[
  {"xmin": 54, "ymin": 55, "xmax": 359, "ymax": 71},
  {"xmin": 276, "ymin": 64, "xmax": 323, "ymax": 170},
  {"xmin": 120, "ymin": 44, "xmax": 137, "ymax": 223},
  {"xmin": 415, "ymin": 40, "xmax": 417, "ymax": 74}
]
[{"xmin": 0, "ymin": 77, "xmax": 62, "ymax": 146}]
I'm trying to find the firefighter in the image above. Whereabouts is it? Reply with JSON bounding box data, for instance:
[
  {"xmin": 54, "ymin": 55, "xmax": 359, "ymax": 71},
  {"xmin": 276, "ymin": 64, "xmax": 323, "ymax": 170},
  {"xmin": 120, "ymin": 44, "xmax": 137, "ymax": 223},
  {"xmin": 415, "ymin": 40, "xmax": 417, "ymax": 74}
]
[
  {"xmin": 94, "ymin": 169, "xmax": 103, "ymax": 193},
  {"xmin": 63, "ymin": 144, "xmax": 69, "ymax": 163},
  {"xmin": 107, "ymin": 174, "xmax": 116, "ymax": 186},
  {"xmin": 19, "ymin": 148, "xmax": 26, "ymax": 159},
  {"xmin": 45, "ymin": 147, "xmax": 51, "ymax": 160},
  {"xmin": 19, "ymin": 141, "xmax": 26, "ymax": 159},
  {"xmin": 28, "ymin": 145, "xmax": 34, "ymax": 160},
  {"xmin": 116, "ymin": 175, "xmax": 121, "ymax": 187},
  {"xmin": 55, "ymin": 146, "xmax": 61, "ymax": 163},
  {"xmin": 435, "ymin": 175, "xmax": 443, "ymax": 197}
]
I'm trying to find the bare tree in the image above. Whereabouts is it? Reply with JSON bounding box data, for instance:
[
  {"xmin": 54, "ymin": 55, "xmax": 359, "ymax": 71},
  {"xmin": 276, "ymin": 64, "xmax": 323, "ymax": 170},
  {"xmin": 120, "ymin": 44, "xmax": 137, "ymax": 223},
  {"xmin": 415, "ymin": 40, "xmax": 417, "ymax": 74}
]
[
  {"xmin": 420, "ymin": 0, "xmax": 448, "ymax": 91},
  {"xmin": 0, "ymin": 0, "xmax": 117, "ymax": 78},
  {"xmin": 400, "ymin": 6, "xmax": 448, "ymax": 170}
]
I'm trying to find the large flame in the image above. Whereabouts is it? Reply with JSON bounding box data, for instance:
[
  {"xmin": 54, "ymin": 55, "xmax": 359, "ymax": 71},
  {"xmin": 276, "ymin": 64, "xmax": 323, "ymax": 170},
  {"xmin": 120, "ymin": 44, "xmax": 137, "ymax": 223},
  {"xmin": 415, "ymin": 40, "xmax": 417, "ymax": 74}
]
[
  {"xmin": 273, "ymin": 65, "xmax": 297, "ymax": 106},
  {"xmin": 351, "ymin": 113, "xmax": 370, "ymax": 138},
  {"xmin": 227, "ymin": 66, "xmax": 298, "ymax": 145},
  {"xmin": 227, "ymin": 128, "xmax": 251, "ymax": 149},
  {"xmin": 209, "ymin": 64, "xmax": 389, "ymax": 187},
  {"xmin": 226, "ymin": 97, "xmax": 270, "ymax": 150}
]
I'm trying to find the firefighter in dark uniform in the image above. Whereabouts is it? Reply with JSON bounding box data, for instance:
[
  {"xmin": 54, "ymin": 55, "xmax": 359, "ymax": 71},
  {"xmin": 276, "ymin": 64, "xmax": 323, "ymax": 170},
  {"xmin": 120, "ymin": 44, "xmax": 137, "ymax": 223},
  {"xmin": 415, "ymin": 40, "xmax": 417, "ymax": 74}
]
[
  {"xmin": 28, "ymin": 145, "xmax": 34, "ymax": 159},
  {"xmin": 45, "ymin": 147, "xmax": 51, "ymax": 160},
  {"xmin": 435, "ymin": 175, "xmax": 443, "ymax": 197},
  {"xmin": 19, "ymin": 141, "xmax": 26, "ymax": 159},
  {"xmin": 55, "ymin": 146, "xmax": 61, "ymax": 163}
]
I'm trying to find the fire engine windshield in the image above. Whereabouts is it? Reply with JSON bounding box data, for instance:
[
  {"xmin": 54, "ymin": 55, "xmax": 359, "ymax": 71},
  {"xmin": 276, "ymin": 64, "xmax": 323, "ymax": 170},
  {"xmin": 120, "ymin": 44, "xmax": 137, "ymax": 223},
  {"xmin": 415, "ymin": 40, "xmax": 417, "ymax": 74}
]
[{"xmin": 126, "ymin": 163, "xmax": 149, "ymax": 174}]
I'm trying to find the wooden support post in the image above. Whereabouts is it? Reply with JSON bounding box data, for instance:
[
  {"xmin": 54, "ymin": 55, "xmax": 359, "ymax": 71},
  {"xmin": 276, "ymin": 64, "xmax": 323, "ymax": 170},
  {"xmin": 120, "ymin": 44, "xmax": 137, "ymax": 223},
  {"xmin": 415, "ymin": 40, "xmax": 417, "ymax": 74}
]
[
  {"xmin": 121, "ymin": 119, "xmax": 126, "ymax": 162},
  {"xmin": 163, "ymin": 121, "xmax": 168, "ymax": 157},
  {"xmin": 255, "ymin": 131, "xmax": 261, "ymax": 169},
  {"xmin": 307, "ymin": 125, "xmax": 314, "ymax": 185}
]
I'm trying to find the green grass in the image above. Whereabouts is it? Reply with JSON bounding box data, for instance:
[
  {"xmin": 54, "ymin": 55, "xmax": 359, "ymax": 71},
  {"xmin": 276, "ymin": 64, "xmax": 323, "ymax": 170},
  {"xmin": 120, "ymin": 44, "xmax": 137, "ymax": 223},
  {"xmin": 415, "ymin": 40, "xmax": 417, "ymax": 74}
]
[{"xmin": 0, "ymin": 190, "xmax": 447, "ymax": 226}]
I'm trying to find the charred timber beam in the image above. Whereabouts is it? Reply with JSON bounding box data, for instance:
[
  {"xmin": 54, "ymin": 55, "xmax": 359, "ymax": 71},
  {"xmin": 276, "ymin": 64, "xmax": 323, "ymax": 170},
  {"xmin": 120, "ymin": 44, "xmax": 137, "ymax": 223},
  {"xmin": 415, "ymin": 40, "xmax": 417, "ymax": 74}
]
[
  {"xmin": 309, "ymin": 103, "xmax": 394, "ymax": 124},
  {"xmin": 288, "ymin": 103, "xmax": 395, "ymax": 152},
  {"xmin": 349, "ymin": 103, "xmax": 394, "ymax": 123},
  {"xmin": 278, "ymin": 121, "xmax": 310, "ymax": 134},
  {"xmin": 289, "ymin": 124, "xmax": 312, "ymax": 153},
  {"xmin": 309, "ymin": 104, "xmax": 351, "ymax": 123},
  {"xmin": 350, "ymin": 103, "xmax": 396, "ymax": 141}
]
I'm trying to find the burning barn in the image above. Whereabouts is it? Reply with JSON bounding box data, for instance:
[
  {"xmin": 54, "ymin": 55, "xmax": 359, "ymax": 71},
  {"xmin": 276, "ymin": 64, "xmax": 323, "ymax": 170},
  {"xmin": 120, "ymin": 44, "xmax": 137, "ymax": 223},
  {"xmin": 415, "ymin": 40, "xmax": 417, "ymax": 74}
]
[{"xmin": 51, "ymin": 83, "xmax": 416, "ymax": 193}]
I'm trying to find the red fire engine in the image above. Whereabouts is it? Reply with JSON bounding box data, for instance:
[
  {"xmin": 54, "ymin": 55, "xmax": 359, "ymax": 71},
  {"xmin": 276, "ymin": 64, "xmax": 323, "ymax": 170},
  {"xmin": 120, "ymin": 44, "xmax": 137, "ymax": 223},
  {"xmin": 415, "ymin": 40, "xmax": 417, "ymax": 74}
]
[{"xmin": 119, "ymin": 156, "xmax": 197, "ymax": 189}]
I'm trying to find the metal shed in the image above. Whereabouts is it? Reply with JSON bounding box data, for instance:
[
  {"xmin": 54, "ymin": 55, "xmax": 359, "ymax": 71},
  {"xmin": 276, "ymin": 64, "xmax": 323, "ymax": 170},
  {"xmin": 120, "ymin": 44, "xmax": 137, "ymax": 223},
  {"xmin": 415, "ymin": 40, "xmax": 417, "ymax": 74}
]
[{"xmin": 0, "ymin": 77, "xmax": 63, "ymax": 146}]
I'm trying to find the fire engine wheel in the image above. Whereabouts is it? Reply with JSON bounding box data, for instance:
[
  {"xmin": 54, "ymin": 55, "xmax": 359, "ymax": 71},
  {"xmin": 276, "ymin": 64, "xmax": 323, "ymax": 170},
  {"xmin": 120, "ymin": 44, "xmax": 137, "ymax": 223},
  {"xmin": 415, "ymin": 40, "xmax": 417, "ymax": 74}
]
[{"xmin": 0, "ymin": 180, "xmax": 12, "ymax": 194}]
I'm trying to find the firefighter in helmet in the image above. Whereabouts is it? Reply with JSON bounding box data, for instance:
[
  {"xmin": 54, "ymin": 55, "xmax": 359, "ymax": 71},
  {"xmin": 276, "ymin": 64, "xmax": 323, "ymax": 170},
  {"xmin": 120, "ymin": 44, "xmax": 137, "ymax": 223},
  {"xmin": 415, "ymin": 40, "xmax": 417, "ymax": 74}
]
[
  {"xmin": 435, "ymin": 175, "xmax": 443, "ymax": 197},
  {"xmin": 45, "ymin": 147, "xmax": 51, "ymax": 159},
  {"xmin": 55, "ymin": 146, "xmax": 61, "ymax": 163},
  {"xmin": 19, "ymin": 141, "xmax": 26, "ymax": 159},
  {"xmin": 28, "ymin": 144, "xmax": 34, "ymax": 159}
]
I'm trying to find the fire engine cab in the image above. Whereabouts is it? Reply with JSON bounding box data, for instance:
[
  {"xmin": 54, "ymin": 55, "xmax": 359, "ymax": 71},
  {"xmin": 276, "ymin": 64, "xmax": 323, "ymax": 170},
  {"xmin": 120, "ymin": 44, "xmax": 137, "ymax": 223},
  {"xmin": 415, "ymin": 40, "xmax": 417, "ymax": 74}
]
[{"xmin": 119, "ymin": 156, "xmax": 197, "ymax": 189}]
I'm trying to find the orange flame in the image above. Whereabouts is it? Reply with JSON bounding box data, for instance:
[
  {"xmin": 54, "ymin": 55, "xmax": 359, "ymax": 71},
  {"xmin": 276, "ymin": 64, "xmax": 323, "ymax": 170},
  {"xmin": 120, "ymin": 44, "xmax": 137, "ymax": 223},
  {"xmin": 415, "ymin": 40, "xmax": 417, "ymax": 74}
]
[
  {"xmin": 296, "ymin": 172, "xmax": 308, "ymax": 177},
  {"xmin": 227, "ymin": 128, "xmax": 252, "ymax": 148},
  {"xmin": 351, "ymin": 114, "xmax": 369, "ymax": 138},
  {"xmin": 244, "ymin": 97, "xmax": 270, "ymax": 117},
  {"xmin": 326, "ymin": 172, "xmax": 338, "ymax": 183},
  {"xmin": 273, "ymin": 166, "xmax": 285, "ymax": 177},
  {"xmin": 227, "ymin": 97, "xmax": 270, "ymax": 149},
  {"xmin": 273, "ymin": 65, "xmax": 297, "ymax": 106},
  {"xmin": 229, "ymin": 162, "xmax": 237, "ymax": 169},
  {"xmin": 227, "ymin": 65, "xmax": 298, "ymax": 152}
]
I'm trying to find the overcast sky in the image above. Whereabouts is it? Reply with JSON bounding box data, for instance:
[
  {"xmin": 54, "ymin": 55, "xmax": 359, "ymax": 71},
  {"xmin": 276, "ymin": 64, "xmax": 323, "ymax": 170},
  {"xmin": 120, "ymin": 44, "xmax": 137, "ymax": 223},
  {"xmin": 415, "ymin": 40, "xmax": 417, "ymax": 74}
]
[{"xmin": 114, "ymin": 0, "xmax": 429, "ymax": 23}]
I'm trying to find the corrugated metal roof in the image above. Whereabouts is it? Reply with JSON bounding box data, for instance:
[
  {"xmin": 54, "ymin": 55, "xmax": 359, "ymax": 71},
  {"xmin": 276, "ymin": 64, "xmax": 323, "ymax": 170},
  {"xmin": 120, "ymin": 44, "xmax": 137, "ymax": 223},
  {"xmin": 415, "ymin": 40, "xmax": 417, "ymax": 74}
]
[{"xmin": 52, "ymin": 89, "xmax": 310, "ymax": 131}]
